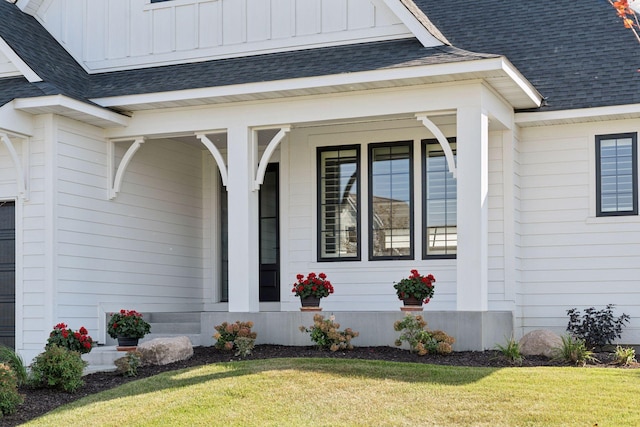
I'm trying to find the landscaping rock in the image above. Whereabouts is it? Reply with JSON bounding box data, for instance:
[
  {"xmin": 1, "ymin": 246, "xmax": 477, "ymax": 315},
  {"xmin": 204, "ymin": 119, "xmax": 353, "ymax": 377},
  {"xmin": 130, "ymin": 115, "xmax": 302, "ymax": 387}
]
[
  {"xmin": 519, "ymin": 330, "xmax": 562, "ymax": 358},
  {"xmin": 137, "ymin": 336, "xmax": 194, "ymax": 366}
]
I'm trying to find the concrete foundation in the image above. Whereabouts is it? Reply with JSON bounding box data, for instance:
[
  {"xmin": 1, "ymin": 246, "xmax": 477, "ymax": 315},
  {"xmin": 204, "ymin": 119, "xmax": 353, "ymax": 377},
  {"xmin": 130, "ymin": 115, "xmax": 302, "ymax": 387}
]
[{"xmin": 201, "ymin": 310, "xmax": 513, "ymax": 351}]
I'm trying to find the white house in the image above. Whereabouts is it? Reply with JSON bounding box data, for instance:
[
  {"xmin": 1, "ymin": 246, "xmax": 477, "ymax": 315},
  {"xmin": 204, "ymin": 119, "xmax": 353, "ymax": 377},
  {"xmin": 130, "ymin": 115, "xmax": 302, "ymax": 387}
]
[{"xmin": 1, "ymin": 0, "xmax": 639, "ymax": 362}]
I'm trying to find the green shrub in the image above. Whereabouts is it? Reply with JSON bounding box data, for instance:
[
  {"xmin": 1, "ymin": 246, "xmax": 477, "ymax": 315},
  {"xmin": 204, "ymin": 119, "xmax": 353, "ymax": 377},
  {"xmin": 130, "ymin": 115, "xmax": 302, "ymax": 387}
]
[
  {"xmin": 566, "ymin": 304, "xmax": 630, "ymax": 350},
  {"xmin": 394, "ymin": 314, "xmax": 455, "ymax": 355},
  {"xmin": 0, "ymin": 345, "xmax": 27, "ymax": 386},
  {"xmin": 0, "ymin": 363, "xmax": 23, "ymax": 416},
  {"xmin": 115, "ymin": 351, "xmax": 142, "ymax": 377},
  {"xmin": 300, "ymin": 314, "xmax": 359, "ymax": 351},
  {"xmin": 613, "ymin": 345, "xmax": 637, "ymax": 366},
  {"xmin": 28, "ymin": 346, "xmax": 86, "ymax": 392},
  {"xmin": 553, "ymin": 335, "xmax": 598, "ymax": 367},
  {"xmin": 213, "ymin": 321, "xmax": 257, "ymax": 358},
  {"xmin": 494, "ymin": 335, "xmax": 524, "ymax": 366}
]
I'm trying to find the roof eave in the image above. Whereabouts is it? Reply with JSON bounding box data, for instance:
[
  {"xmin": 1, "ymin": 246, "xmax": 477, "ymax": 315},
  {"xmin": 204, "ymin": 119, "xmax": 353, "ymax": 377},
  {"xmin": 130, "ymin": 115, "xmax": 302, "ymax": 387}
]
[
  {"xmin": 13, "ymin": 94, "xmax": 130, "ymax": 128},
  {"xmin": 92, "ymin": 56, "xmax": 542, "ymax": 112}
]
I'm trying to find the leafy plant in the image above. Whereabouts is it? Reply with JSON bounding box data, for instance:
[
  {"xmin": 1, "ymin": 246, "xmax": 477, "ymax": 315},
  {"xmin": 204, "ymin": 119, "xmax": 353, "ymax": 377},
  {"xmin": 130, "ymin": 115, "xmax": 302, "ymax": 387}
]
[
  {"xmin": 553, "ymin": 335, "xmax": 598, "ymax": 367},
  {"xmin": 291, "ymin": 272, "xmax": 334, "ymax": 299},
  {"xmin": 0, "ymin": 345, "xmax": 27, "ymax": 386},
  {"xmin": 494, "ymin": 335, "xmax": 524, "ymax": 366},
  {"xmin": 107, "ymin": 309, "xmax": 151, "ymax": 339},
  {"xmin": 393, "ymin": 269, "xmax": 436, "ymax": 304},
  {"xmin": 300, "ymin": 314, "xmax": 359, "ymax": 351},
  {"xmin": 566, "ymin": 304, "xmax": 630, "ymax": 349},
  {"xmin": 115, "ymin": 351, "xmax": 142, "ymax": 377},
  {"xmin": 28, "ymin": 345, "xmax": 86, "ymax": 392},
  {"xmin": 46, "ymin": 323, "xmax": 93, "ymax": 354},
  {"xmin": 613, "ymin": 345, "xmax": 637, "ymax": 366},
  {"xmin": 393, "ymin": 314, "xmax": 454, "ymax": 355},
  {"xmin": 0, "ymin": 363, "xmax": 23, "ymax": 416},
  {"xmin": 213, "ymin": 321, "xmax": 257, "ymax": 358}
]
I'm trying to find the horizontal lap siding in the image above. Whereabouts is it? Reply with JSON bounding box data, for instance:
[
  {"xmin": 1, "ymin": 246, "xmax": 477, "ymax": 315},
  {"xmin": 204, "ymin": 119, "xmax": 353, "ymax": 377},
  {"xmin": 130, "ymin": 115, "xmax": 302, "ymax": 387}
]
[
  {"xmin": 519, "ymin": 123, "xmax": 640, "ymax": 344},
  {"xmin": 55, "ymin": 120, "xmax": 205, "ymax": 338}
]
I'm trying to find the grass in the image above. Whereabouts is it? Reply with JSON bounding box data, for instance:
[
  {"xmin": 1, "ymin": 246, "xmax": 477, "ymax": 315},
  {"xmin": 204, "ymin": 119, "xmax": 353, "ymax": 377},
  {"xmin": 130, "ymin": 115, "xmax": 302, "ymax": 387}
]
[{"xmin": 23, "ymin": 358, "xmax": 640, "ymax": 426}]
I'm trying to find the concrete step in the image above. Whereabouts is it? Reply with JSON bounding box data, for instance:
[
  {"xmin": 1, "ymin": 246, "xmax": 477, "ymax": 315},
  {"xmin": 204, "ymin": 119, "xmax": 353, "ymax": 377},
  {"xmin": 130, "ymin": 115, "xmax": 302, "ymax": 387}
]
[
  {"xmin": 81, "ymin": 346, "xmax": 123, "ymax": 375},
  {"xmin": 149, "ymin": 322, "xmax": 201, "ymax": 335},
  {"xmin": 148, "ymin": 312, "xmax": 201, "ymax": 323},
  {"xmin": 142, "ymin": 333, "xmax": 201, "ymax": 346}
]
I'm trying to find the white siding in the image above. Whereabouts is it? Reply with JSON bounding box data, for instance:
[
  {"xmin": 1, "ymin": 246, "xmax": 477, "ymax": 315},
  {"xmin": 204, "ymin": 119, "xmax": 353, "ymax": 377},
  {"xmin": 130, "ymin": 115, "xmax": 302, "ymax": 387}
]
[
  {"xmin": 34, "ymin": 0, "xmax": 414, "ymax": 72},
  {"xmin": 0, "ymin": 50, "xmax": 21, "ymax": 78},
  {"xmin": 51, "ymin": 119, "xmax": 205, "ymax": 342},
  {"xmin": 518, "ymin": 120, "xmax": 640, "ymax": 344}
]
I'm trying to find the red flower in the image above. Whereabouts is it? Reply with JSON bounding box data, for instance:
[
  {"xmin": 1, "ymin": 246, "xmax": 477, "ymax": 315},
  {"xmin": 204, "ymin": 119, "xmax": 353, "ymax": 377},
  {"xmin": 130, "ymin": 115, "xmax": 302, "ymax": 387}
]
[
  {"xmin": 319, "ymin": 272, "xmax": 327, "ymax": 279},
  {"xmin": 61, "ymin": 329, "xmax": 69, "ymax": 338},
  {"xmin": 55, "ymin": 322, "xmax": 67, "ymax": 330},
  {"xmin": 79, "ymin": 326, "xmax": 88, "ymax": 335}
]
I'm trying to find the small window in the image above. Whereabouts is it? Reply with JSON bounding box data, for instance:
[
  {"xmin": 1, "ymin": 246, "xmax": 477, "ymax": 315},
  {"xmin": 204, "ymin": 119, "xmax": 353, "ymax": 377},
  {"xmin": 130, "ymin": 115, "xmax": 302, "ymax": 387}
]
[
  {"xmin": 596, "ymin": 133, "xmax": 638, "ymax": 216},
  {"xmin": 369, "ymin": 142, "xmax": 413, "ymax": 260},
  {"xmin": 423, "ymin": 139, "xmax": 457, "ymax": 258},
  {"xmin": 317, "ymin": 146, "xmax": 360, "ymax": 261}
]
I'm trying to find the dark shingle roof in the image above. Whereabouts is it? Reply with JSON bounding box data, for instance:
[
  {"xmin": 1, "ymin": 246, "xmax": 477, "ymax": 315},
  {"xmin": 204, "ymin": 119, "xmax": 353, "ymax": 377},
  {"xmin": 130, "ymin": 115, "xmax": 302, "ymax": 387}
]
[
  {"xmin": 1, "ymin": 0, "xmax": 640, "ymax": 112},
  {"xmin": 87, "ymin": 42, "xmax": 496, "ymax": 98},
  {"xmin": 415, "ymin": 0, "xmax": 640, "ymax": 111}
]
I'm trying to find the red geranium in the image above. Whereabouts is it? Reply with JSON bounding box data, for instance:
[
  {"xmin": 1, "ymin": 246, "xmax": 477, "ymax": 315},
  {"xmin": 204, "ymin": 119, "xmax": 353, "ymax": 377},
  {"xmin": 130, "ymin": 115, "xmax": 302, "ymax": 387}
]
[
  {"xmin": 292, "ymin": 272, "xmax": 334, "ymax": 299},
  {"xmin": 46, "ymin": 322, "xmax": 94, "ymax": 354}
]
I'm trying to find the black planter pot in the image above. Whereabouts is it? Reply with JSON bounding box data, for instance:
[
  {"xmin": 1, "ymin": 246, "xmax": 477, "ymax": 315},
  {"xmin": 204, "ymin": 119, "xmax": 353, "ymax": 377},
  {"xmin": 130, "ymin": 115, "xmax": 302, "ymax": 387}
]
[
  {"xmin": 117, "ymin": 336, "xmax": 140, "ymax": 347},
  {"xmin": 300, "ymin": 296, "xmax": 322, "ymax": 311},
  {"xmin": 401, "ymin": 296, "xmax": 423, "ymax": 311}
]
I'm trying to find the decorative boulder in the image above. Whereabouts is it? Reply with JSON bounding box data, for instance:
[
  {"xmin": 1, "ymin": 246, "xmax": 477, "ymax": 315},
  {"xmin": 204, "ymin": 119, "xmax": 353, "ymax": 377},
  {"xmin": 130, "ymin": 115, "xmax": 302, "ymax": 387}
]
[
  {"xmin": 519, "ymin": 329, "xmax": 562, "ymax": 358},
  {"xmin": 137, "ymin": 336, "xmax": 193, "ymax": 366}
]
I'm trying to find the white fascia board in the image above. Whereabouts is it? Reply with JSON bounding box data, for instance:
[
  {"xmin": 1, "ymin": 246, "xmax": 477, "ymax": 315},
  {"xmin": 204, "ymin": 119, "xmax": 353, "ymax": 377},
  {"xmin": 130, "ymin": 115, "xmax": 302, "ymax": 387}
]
[
  {"xmin": 0, "ymin": 102, "xmax": 34, "ymax": 136},
  {"xmin": 0, "ymin": 36, "xmax": 41, "ymax": 82},
  {"xmin": 382, "ymin": 0, "xmax": 444, "ymax": 47},
  {"xmin": 93, "ymin": 56, "xmax": 542, "ymax": 110},
  {"xmin": 515, "ymin": 103, "xmax": 640, "ymax": 126},
  {"xmin": 16, "ymin": 0, "xmax": 44, "ymax": 14},
  {"xmin": 13, "ymin": 94, "xmax": 130, "ymax": 127}
]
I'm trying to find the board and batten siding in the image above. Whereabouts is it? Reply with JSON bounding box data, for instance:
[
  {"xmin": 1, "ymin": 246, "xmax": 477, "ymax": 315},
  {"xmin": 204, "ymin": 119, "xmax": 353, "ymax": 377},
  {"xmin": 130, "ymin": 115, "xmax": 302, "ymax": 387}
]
[
  {"xmin": 53, "ymin": 119, "xmax": 205, "ymax": 343},
  {"xmin": 282, "ymin": 120, "xmax": 459, "ymax": 311},
  {"xmin": 34, "ymin": 0, "xmax": 411, "ymax": 72},
  {"xmin": 518, "ymin": 121, "xmax": 640, "ymax": 344}
]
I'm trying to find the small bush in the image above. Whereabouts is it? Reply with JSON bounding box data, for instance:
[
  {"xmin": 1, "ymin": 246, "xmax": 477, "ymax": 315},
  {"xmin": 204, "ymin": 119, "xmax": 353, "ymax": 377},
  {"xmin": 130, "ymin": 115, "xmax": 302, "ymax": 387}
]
[
  {"xmin": 115, "ymin": 351, "xmax": 142, "ymax": 377},
  {"xmin": 0, "ymin": 345, "xmax": 27, "ymax": 386},
  {"xmin": 393, "ymin": 314, "xmax": 454, "ymax": 355},
  {"xmin": 46, "ymin": 323, "xmax": 94, "ymax": 354},
  {"xmin": 28, "ymin": 346, "xmax": 86, "ymax": 392},
  {"xmin": 300, "ymin": 314, "xmax": 359, "ymax": 351},
  {"xmin": 494, "ymin": 335, "xmax": 523, "ymax": 366},
  {"xmin": 613, "ymin": 345, "xmax": 637, "ymax": 366},
  {"xmin": 0, "ymin": 363, "xmax": 23, "ymax": 416},
  {"xmin": 553, "ymin": 335, "xmax": 598, "ymax": 367},
  {"xmin": 213, "ymin": 321, "xmax": 257, "ymax": 358},
  {"xmin": 566, "ymin": 304, "xmax": 630, "ymax": 350}
]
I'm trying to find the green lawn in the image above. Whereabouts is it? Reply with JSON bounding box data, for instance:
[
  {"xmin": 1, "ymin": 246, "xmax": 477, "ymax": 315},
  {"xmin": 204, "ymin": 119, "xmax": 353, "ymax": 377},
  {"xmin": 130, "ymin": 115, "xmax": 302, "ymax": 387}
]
[{"xmin": 24, "ymin": 358, "xmax": 640, "ymax": 426}]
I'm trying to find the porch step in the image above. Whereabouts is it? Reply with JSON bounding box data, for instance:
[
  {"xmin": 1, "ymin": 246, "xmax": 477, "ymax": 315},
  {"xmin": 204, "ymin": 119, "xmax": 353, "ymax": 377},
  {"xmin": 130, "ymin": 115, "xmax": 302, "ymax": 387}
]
[
  {"xmin": 147, "ymin": 312, "xmax": 202, "ymax": 346},
  {"xmin": 81, "ymin": 346, "xmax": 121, "ymax": 375}
]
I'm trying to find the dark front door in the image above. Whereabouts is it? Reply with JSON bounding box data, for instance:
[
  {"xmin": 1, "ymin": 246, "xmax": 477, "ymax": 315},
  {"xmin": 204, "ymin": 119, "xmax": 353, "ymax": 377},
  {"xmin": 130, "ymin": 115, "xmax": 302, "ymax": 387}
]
[
  {"xmin": 0, "ymin": 201, "xmax": 15, "ymax": 348},
  {"xmin": 259, "ymin": 164, "xmax": 280, "ymax": 302}
]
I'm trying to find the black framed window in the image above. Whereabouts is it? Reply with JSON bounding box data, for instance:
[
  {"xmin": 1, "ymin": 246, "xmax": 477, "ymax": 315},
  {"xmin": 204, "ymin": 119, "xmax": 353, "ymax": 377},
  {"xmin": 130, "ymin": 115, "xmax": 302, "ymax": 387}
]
[
  {"xmin": 369, "ymin": 142, "xmax": 413, "ymax": 260},
  {"xmin": 596, "ymin": 133, "xmax": 638, "ymax": 216},
  {"xmin": 423, "ymin": 139, "xmax": 457, "ymax": 258},
  {"xmin": 317, "ymin": 146, "xmax": 360, "ymax": 261}
]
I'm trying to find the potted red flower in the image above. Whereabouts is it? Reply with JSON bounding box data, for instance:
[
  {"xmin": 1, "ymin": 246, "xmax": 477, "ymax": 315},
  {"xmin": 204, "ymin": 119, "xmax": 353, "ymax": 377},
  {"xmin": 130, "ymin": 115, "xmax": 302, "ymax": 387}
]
[
  {"xmin": 292, "ymin": 272, "xmax": 334, "ymax": 311},
  {"xmin": 394, "ymin": 269, "xmax": 436, "ymax": 311},
  {"xmin": 107, "ymin": 309, "xmax": 151, "ymax": 347}
]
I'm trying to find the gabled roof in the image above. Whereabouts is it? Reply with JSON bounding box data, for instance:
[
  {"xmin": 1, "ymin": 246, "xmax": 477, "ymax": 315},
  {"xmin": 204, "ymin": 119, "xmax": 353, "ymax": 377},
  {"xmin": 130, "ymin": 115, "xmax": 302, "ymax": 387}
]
[
  {"xmin": 415, "ymin": 0, "xmax": 640, "ymax": 111},
  {"xmin": 1, "ymin": 0, "xmax": 638, "ymax": 118}
]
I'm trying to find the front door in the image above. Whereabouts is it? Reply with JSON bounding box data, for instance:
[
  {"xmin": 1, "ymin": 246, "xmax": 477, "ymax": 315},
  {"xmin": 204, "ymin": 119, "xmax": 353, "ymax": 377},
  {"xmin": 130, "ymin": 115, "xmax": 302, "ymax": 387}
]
[
  {"xmin": 0, "ymin": 201, "xmax": 15, "ymax": 348},
  {"xmin": 259, "ymin": 164, "xmax": 280, "ymax": 302}
]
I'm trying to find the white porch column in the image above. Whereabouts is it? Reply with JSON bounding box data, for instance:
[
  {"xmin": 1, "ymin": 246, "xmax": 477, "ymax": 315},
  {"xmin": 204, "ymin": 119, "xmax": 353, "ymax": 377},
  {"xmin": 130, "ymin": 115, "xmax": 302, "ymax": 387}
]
[
  {"xmin": 226, "ymin": 125, "xmax": 260, "ymax": 312},
  {"xmin": 456, "ymin": 106, "xmax": 489, "ymax": 311}
]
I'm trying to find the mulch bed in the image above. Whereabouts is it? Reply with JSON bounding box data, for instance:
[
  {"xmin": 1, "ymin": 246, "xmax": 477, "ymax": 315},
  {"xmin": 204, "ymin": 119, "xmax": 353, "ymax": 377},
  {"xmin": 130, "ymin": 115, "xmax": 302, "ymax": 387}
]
[{"xmin": 3, "ymin": 345, "xmax": 637, "ymax": 426}]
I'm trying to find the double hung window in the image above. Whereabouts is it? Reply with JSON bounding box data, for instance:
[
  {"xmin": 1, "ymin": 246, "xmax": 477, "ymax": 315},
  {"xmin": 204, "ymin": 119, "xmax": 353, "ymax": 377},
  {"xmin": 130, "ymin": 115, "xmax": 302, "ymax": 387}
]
[
  {"xmin": 317, "ymin": 146, "xmax": 360, "ymax": 261},
  {"xmin": 423, "ymin": 139, "xmax": 457, "ymax": 257},
  {"xmin": 596, "ymin": 133, "xmax": 638, "ymax": 216},
  {"xmin": 368, "ymin": 142, "xmax": 413, "ymax": 260}
]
